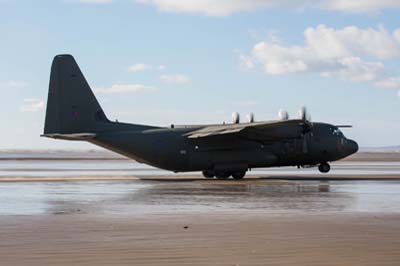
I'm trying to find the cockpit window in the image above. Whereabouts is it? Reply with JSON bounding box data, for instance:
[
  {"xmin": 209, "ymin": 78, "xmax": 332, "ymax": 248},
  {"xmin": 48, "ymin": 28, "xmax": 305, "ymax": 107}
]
[{"xmin": 333, "ymin": 128, "xmax": 343, "ymax": 137}]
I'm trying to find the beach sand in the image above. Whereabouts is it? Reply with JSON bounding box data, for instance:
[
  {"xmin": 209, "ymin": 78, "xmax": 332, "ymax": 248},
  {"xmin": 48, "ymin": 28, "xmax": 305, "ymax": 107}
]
[
  {"xmin": 1, "ymin": 213, "xmax": 400, "ymax": 266},
  {"xmin": 1, "ymin": 152, "xmax": 400, "ymax": 265}
]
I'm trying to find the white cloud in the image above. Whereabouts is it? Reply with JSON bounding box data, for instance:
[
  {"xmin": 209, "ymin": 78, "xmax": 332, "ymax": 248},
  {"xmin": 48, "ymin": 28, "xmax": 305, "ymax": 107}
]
[
  {"xmin": 239, "ymin": 54, "xmax": 255, "ymax": 70},
  {"xmin": 94, "ymin": 84, "xmax": 157, "ymax": 93},
  {"xmin": 374, "ymin": 77, "xmax": 400, "ymax": 89},
  {"xmin": 128, "ymin": 63, "xmax": 152, "ymax": 73},
  {"xmin": 127, "ymin": 63, "xmax": 166, "ymax": 73},
  {"xmin": 20, "ymin": 98, "xmax": 44, "ymax": 112},
  {"xmin": 250, "ymin": 42, "xmax": 309, "ymax": 75},
  {"xmin": 73, "ymin": 0, "xmax": 400, "ymax": 16},
  {"xmin": 323, "ymin": 0, "xmax": 400, "ymax": 12},
  {"xmin": 76, "ymin": 0, "xmax": 113, "ymax": 4},
  {"xmin": 135, "ymin": 0, "xmax": 400, "ymax": 16},
  {"xmin": 135, "ymin": 0, "xmax": 276, "ymax": 16},
  {"xmin": 321, "ymin": 57, "xmax": 385, "ymax": 82},
  {"xmin": 394, "ymin": 29, "xmax": 400, "ymax": 43},
  {"xmin": 160, "ymin": 74, "xmax": 190, "ymax": 84},
  {"xmin": 304, "ymin": 25, "xmax": 400, "ymax": 60},
  {"xmin": 241, "ymin": 25, "xmax": 400, "ymax": 89}
]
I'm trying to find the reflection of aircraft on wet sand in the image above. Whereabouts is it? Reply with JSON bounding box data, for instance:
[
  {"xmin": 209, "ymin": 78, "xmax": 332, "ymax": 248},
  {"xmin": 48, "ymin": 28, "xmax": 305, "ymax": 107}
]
[{"xmin": 42, "ymin": 55, "xmax": 358, "ymax": 179}]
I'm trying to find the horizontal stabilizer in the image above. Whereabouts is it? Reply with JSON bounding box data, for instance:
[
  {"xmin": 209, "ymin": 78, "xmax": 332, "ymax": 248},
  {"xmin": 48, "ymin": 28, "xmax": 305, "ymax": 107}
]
[{"xmin": 41, "ymin": 133, "xmax": 97, "ymax": 140}]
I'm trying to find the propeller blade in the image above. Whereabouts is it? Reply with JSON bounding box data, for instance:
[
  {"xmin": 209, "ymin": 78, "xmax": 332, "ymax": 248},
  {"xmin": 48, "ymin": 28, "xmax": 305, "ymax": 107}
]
[
  {"xmin": 298, "ymin": 106, "xmax": 313, "ymax": 132},
  {"xmin": 278, "ymin": 109, "xmax": 289, "ymax": 120},
  {"xmin": 298, "ymin": 106, "xmax": 307, "ymax": 121}
]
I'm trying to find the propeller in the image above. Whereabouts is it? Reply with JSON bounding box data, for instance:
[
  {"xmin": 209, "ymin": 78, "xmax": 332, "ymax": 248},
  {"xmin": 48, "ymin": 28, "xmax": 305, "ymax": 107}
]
[
  {"xmin": 232, "ymin": 112, "xmax": 240, "ymax": 124},
  {"xmin": 247, "ymin": 113, "xmax": 255, "ymax": 123},
  {"xmin": 297, "ymin": 106, "xmax": 312, "ymax": 122},
  {"xmin": 297, "ymin": 106, "xmax": 313, "ymax": 131},
  {"xmin": 278, "ymin": 109, "xmax": 289, "ymax": 120}
]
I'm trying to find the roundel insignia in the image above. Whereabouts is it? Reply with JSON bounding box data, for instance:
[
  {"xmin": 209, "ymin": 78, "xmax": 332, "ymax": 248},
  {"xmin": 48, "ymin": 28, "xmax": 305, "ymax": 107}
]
[
  {"xmin": 71, "ymin": 105, "xmax": 79, "ymax": 119},
  {"xmin": 72, "ymin": 111, "xmax": 80, "ymax": 119}
]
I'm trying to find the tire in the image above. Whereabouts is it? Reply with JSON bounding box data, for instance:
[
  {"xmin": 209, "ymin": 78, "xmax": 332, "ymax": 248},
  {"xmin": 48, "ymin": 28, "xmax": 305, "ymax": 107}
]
[
  {"xmin": 318, "ymin": 163, "xmax": 331, "ymax": 173},
  {"xmin": 215, "ymin": 172, "xmax": 230, "ymax": 179},
  {"xmin": 232, "ymin": 171, "xmax": 246, "ymax": 180},
  {"xmin": 202, "ymin": 170, "xmax": 214, "ymax": 179}
]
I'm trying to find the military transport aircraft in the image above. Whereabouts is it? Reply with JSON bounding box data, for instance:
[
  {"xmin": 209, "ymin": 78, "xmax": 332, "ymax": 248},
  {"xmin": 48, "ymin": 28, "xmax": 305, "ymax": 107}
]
[{"xmin": 42, "ymin": 55, "xmax": 358, "ymax": 179}]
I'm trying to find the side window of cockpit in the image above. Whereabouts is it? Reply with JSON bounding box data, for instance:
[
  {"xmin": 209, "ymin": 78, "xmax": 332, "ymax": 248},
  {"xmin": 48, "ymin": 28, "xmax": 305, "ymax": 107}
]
[{"xmin": 332, "ymin": 128, "xmax": 343, "ymax": 137}]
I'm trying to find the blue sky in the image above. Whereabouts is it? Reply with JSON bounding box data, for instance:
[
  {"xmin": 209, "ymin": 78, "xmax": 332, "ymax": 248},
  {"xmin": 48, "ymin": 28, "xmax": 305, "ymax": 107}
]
[{"xmin": 1, "ymin": 0, "xmax": 400, "ymax": 149}]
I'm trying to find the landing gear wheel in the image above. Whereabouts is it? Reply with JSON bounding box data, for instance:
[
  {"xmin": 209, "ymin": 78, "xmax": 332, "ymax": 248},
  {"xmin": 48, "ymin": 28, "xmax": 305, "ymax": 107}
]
[
  {"xmin": 215, "ymin": 172, "xmax": 230, "ymax": 180},
  {"xmin": 202, "ymin": 170, "xmax": 215, "ymax": 179},
  {"xmin": 318, "ymin": 163, "xmax": 331, "ymax": 173},
  {"xmin": 232, "ymin": 171, "xmax": 246, "ymax": 180}
]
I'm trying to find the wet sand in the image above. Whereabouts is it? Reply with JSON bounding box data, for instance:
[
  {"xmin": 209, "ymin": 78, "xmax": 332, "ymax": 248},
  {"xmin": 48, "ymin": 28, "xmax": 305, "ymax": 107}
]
[
  {"xmin": 1, "ymin": 178, "xmax": 400, "ymax": 265},
  {"xmin": 1, "ymin": 152, "xmax": 400, "ymax": 265},
  {"xmin": 1, "ymin": 213, "xmax": 400, "ymax": 266}
]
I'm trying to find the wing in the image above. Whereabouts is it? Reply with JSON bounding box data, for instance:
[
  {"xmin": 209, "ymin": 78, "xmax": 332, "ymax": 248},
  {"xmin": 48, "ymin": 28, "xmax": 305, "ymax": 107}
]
[{"xmin": 184, "ymin": 120, "xmax": 308, "ymax": 142}]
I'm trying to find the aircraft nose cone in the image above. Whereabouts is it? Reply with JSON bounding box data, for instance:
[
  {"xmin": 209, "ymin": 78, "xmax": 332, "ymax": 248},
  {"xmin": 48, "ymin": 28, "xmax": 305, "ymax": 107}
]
[{"xmin": 347, "ymin": 139, "xmax": 359, "ymax": 155}]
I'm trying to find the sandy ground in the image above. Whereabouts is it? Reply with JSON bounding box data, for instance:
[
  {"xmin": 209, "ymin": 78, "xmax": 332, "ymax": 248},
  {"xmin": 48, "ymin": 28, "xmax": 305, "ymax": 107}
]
[
  {"xmin": 1, "ymin": 153, "xmax": 400, "ymax": 266},
  {"xmin": 0, "ymin": 213, "xmax": 399, "ymax": 266}
]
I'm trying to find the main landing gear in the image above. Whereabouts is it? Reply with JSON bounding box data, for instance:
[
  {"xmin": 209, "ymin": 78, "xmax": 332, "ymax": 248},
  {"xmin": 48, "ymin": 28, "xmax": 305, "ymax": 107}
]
[
  {"xmin": 202, "ymin": 170, "xmax": 246, "ymax": 180},
  {"xmin": 318, "ymin": 162, "xmax": 331, "ymax": 173}
]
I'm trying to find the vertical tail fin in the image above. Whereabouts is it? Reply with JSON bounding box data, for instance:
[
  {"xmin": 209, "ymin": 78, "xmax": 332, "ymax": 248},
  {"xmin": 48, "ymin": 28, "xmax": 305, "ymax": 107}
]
[{"xmin": 44, "ymin": 54, "xmax": 110, "ymax": 134}]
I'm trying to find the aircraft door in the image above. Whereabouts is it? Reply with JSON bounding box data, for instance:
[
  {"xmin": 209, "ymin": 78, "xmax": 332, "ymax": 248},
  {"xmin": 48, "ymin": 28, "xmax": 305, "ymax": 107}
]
[{"xmin": 283, "ymin": 135, "xmax": 308, "ymax": 157}]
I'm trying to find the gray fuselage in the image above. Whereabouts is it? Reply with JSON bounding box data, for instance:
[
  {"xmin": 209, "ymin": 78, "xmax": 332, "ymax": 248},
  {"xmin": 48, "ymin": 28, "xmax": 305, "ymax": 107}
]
[{"xmin": 90, "ymin": 122, "xmax": 358, "ymax": 173}]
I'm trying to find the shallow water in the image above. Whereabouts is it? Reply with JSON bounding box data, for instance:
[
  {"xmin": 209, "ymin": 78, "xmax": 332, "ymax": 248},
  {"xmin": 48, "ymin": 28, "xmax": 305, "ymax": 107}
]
[
  {"xmin": 2, "ymin": 160, "xmax": 400, "ymax": 177},
  {"xmin": 1, "ymin": 156, "xmax": 400, "ymax": 216},
  {"xmin": 1, "ymin": 180, "xmax": 400, "ymax": 216}
]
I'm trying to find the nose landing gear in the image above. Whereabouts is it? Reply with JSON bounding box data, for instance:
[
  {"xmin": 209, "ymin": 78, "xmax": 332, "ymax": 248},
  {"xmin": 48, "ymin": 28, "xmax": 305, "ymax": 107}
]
[{"xmin": 318, "ymin": 162, "xmax": 331, "ymax": 173}]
